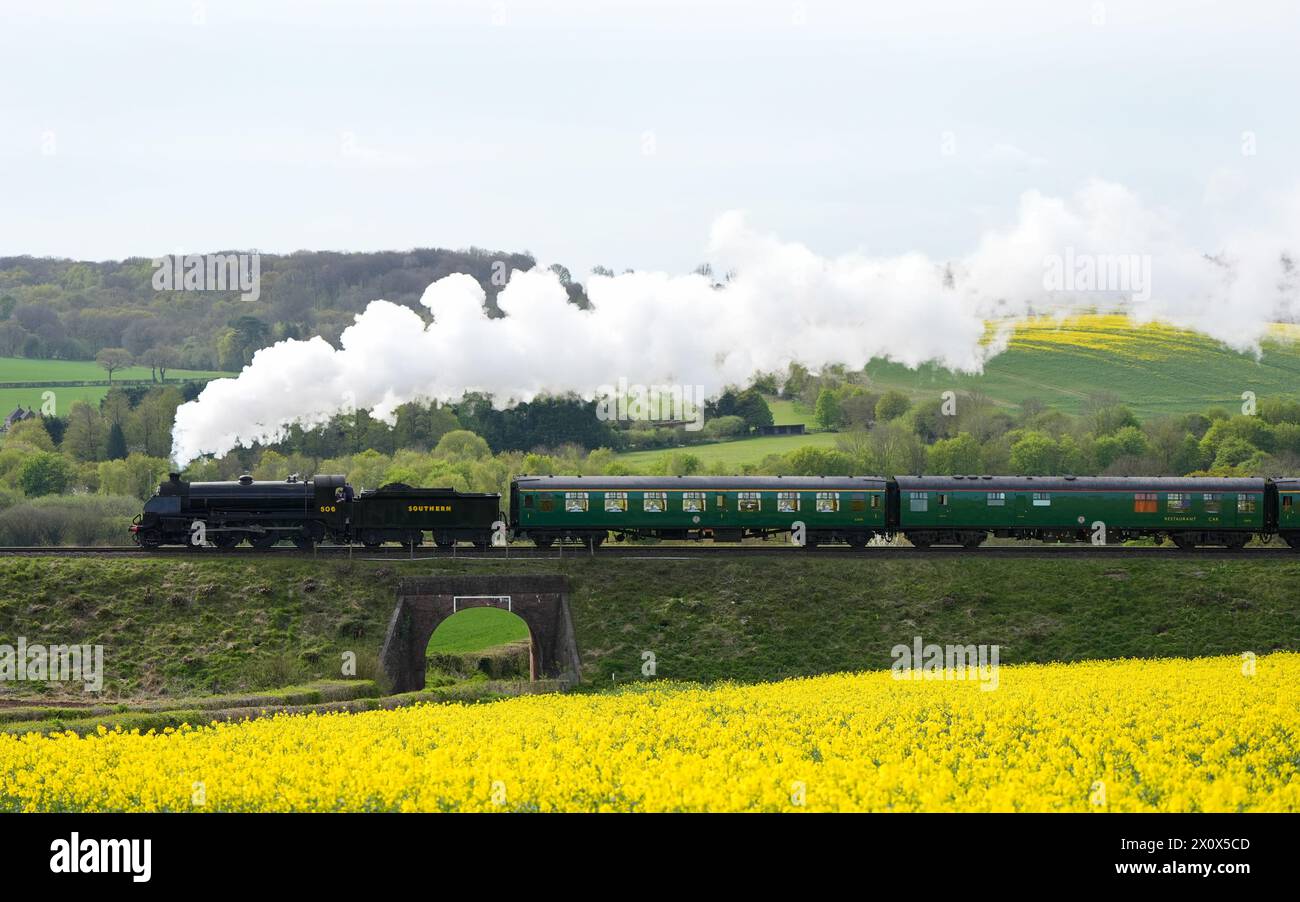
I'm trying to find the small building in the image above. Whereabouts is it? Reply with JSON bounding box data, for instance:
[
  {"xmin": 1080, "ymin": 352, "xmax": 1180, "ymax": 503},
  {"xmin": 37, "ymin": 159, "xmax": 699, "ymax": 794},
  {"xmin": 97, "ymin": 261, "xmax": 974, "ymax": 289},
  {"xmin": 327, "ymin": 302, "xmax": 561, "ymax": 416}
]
[
  {"xmin": 2, "ymin": 406, "xmax": 36, "ymax": 432},
  {"xmin": 758, "ymin": 423, "xmax": 806, "ymax": 436}
]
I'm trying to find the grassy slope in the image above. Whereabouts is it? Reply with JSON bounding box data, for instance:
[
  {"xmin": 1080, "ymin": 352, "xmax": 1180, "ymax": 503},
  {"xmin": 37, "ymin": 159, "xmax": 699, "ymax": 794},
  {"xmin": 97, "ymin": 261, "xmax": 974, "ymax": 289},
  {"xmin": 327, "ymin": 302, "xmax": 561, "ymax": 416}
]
[
  {"xmin": 0, "ymin": 556, "xmax": 1295, "ymax": 700},
  {"xmin": 427, "ymin": 606, "xmax": 530, "ymax": 654},
  {"xmin": 614, "ymin": 315, "xmax": 1300, "ymax": 469},
  {"xmin": 873, "ymin": 316, "xmax": 1300, "ymax": 416}
]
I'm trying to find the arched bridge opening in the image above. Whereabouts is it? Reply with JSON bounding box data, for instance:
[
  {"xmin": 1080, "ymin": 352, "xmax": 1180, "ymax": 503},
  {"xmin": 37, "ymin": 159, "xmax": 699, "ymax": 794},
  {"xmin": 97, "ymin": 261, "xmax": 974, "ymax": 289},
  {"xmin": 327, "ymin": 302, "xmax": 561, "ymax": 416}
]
[{"xmin": 380, "ymin": 575, "xmax": 579, "ymax": 692}]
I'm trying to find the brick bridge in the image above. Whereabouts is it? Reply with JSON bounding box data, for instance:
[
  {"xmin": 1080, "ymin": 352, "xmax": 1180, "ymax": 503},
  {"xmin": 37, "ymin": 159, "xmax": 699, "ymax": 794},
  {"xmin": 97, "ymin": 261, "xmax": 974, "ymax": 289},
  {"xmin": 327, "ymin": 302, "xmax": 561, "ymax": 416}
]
[{"xmin": 379, "ymin": 575, "xmax": 580, "ymax": 692}]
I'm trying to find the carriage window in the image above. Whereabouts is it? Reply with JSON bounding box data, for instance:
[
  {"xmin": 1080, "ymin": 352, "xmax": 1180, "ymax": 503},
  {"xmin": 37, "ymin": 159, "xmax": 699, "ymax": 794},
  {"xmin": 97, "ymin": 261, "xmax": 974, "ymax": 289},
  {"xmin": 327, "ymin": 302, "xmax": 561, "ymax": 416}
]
[
  {"xmin": 871, "ymin": 494, "xmax": 881, "ymax": 509},
  {"xmin": 850, "ymin": 493, "xmax": 867, "ymax": 512},
  {"xmin": 604, "ymin": 491, "xmax": 627, "ymax": 512},
  {"xmin": 643, "ymin": 491, "xmax": 667, "ymax": 513},
  {"xmin": 1284, "ymin": 496, "xmax": 1294, "ymax": 511},
  {"xmin": 524, "ymin": 494, "xmax": 534, "ymax": 508},
  {"xmin": 682, "ymin": 492, "xmax": 705, "ymax": 512},
  {"xmin": 777, "ymin": 491, "xmax": 799, "ymax": 513},
  {"xmin": 1203, "ymin": 493, "xmax": 1221, "ymax": 514},
  {"xmin": 738, "ymin": 492, "xmax": 761, "ymax": 512},
  {"xmin": 1238, "ymin": 494, "xmax": 1257, "ymax": 514},
  {"xmin": 909, "ymin": 491, "xmax": 928, "ymax": 512},
  {"xmin": 1032, "ymin": 492, "xmax": 1051, "ymax": 507},
  {"xmin": 540, "ymin": 495, "xmax": 555, "ymax": 512},
  {"xmin": 564, "ymin": 492, "xmax": 588, "ymax": 513},
  {"xmin": 987, "ymin": 492, "xmax": 1006, "ymax": 507},
  {"xmin": 937, "ymin": 493, "xmax": 949, "ymax": 506},
  {"xmin": 716, "ymin": 494, "xmax": 726, "ymax": 510},
  {"xmin": 816, "ymin": 491, "xmax": 839, "ymax": 513},
  {"xmin": 1166, "ymin": 493, "xmax": 1190, "ymax": 512},
  {"xmin": 1134, "ymin": 493, "xmax": 1158, "ymax": 513}
]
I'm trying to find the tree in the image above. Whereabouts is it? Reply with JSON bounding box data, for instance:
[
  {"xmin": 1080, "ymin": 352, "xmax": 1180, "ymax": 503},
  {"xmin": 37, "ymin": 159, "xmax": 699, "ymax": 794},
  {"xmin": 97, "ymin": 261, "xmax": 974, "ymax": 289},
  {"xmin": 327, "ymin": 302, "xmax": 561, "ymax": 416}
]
[
  {"xmin": 61, "ymin": 400, "xmax": 105, "ymax": 461},
  {"xmin": 105, "ymin": 421, "xmax": 128, "ymax": 460},
  {"xmin": 813, "ymin": 388, "xmax": 845, "ymax": 430},
  {"xmin": 863, "ymin": 421, "xmax": 925, "ymax": 474},
  {"xmin": 1009, "ymin": 431, "xmax": 1059, "ymax": 475},
  {"xmin": 783, "ymin": 446, "xmax": 855, "ymax": 476},
  {"xmin": 732, "ymin": 389, "xmax": 773, "ymax": 431},
  {"xmin": 131, "ymin": 387, "xmax": 183, "ymax": 459},
  {"xmin": 840, "ymin": 391, "xmax": 880, "ymax": 429},
  {"xmin": 96, "ymin": 348, "xmax": 134, "ymax": 384},
  {"xmin": 927, "ymin": 433, "xmax": 983, "ymax": 475},
  {"xmin": 875, "ymin": 390, "xmax": 912, "ymax": 422},
  {"xmin": 96, "ymin": 453, "xmax": 170, "ymax": 500},
  {"xmin": 3, "ymin": 418, "xmax": 55, "ymax": 451},
  {"xmin": 1094, "ymin": 426, "xmax": 1148, "ymax": 470},
  {"xmin": 18, "ymin": 451, "xmax": 74, "ymax": 497},
  {"xmin": 433, "ymin": 430, "xmax": 491, "ymax": 461},
  {"xmin": 141, "ymin": 345, "xmax": 179, "ymax": 382},
  {"xmin": 547, "ymin": 263, "xmax": 572, "ymax": 286}
]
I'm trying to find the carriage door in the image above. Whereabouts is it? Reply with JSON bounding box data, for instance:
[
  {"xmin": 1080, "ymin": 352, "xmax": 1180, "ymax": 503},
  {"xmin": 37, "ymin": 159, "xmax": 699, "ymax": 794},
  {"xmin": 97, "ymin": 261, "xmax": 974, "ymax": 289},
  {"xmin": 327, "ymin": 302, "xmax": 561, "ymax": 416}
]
[
  {"xmin": 1014, "ymin": 491, "xmax": 1030, "ymax": 523},
  {"xmin": 936, "ymin": 491, "xmax": 951, "ymax": 526}
]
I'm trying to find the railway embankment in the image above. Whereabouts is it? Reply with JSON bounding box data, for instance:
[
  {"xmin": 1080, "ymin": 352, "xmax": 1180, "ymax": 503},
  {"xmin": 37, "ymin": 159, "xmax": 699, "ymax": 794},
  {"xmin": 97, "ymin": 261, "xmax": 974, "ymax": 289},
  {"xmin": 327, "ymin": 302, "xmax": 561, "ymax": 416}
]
[{"xmin": 0, "ymin": 555, "xmax": 1295, "ymax": 702}]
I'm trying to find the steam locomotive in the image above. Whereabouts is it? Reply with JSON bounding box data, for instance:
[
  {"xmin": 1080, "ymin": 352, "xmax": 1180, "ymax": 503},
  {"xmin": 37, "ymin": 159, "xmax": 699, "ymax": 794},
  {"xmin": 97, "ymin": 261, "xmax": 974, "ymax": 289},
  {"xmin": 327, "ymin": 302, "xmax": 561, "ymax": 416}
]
[{"xmin": 130, "ymin": 473, "xmax": 500, "ymax": 550}]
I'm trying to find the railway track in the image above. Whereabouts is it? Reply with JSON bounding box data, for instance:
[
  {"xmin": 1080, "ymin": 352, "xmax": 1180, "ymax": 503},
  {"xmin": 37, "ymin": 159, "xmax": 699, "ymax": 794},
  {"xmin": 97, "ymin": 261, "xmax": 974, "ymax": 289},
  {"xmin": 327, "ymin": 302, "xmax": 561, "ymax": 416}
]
[{"xmin": 1, "ymin": 544, "xmax": 1297, "ymax": 560}]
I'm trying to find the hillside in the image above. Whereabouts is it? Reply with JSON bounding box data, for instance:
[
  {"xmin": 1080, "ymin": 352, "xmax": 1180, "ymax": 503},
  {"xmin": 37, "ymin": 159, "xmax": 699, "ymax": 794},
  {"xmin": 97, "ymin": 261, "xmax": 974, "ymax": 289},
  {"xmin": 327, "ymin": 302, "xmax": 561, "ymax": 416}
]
[{"xmin": 866, "ymin": 315, "xmax": 1300, "ymax": 416}]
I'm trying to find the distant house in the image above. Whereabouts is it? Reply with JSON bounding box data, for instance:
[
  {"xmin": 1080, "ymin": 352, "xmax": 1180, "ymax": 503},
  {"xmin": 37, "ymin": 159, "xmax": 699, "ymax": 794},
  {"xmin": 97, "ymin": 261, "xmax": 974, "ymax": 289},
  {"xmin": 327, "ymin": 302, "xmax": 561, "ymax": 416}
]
[
  {"xmin": 2, "ymin": 406, "xmax": 37, "ymax": 432},
  {"xmin": 758, "ymin": 423, "xmax": 806, "ymax": 436}
]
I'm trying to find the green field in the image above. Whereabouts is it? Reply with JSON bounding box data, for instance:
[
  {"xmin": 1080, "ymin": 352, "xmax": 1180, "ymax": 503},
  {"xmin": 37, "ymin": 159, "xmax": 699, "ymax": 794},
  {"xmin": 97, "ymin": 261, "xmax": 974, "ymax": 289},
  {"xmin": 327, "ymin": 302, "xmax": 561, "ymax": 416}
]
[
  {"xmin": 616, "ymin": 431, "xmax": 841, "ymax": 468},
  {"xmin": 0, "ymin": 356, "xmax": 230, "ymax": 413},
  {"xmin": 426, "ymin": 606, "xmax": 530, "ymax": 654}
]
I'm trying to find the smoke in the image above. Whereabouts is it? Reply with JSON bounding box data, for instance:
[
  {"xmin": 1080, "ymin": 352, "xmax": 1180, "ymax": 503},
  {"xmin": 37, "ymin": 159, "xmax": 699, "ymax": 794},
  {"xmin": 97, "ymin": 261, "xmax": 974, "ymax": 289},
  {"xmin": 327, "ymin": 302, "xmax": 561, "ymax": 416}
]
[{"xmin": 170, "ymin": 179, "xmax": 1300, "ymax": 466}]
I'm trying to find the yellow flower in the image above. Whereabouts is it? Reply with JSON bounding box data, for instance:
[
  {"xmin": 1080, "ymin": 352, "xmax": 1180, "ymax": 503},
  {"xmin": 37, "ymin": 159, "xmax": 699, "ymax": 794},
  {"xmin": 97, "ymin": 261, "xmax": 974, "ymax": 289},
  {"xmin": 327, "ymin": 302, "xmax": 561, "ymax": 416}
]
[{"xmin": 0, "ymin": 653, "xmax": 1296, "ymax": 812}]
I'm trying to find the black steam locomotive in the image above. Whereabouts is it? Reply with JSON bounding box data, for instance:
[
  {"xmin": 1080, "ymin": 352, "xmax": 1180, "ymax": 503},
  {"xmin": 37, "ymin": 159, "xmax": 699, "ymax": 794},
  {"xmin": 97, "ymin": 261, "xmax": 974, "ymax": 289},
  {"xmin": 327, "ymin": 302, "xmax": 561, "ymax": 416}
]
[{"xmin": 130, "ymin": 473, "xmax": 501, "ymax": 550}]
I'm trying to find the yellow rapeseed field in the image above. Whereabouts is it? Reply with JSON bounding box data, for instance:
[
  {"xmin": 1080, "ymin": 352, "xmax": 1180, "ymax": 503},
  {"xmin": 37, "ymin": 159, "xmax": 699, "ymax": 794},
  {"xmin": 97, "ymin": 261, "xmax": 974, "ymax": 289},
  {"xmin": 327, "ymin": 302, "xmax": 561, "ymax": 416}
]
[
  {"xmin": 992, "ymin": 313, "xmax": 1300, "ymax": 361},
  {"xmin": 2, "ymin": 653, "xmax": 1297, "ymax": 812}
]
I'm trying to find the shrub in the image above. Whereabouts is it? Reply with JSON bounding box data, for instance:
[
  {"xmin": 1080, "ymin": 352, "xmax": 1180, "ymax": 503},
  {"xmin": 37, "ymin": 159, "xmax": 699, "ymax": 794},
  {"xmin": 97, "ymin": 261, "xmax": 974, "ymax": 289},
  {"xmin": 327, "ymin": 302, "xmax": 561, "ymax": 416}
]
[{"xmin": 0, "ymin": 494, "xmax": 141, "ymax": 545}]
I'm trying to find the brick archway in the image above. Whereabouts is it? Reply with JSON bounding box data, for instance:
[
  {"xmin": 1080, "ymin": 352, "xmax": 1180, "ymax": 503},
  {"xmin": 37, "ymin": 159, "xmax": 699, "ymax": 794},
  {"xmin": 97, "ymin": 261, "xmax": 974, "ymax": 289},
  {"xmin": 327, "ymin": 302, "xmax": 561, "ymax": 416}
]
[{"xmin": 379, "ymin": 575, "xmax": 580, "ymax": 692}]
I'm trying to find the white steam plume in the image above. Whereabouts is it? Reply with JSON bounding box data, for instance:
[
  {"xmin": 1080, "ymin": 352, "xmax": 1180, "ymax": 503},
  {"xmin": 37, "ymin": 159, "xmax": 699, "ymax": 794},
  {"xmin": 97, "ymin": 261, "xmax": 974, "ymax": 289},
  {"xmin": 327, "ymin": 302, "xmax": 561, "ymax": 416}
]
[{"xmin": 170, "ymin": 180, "xmax": 1300, "ymax": 466}]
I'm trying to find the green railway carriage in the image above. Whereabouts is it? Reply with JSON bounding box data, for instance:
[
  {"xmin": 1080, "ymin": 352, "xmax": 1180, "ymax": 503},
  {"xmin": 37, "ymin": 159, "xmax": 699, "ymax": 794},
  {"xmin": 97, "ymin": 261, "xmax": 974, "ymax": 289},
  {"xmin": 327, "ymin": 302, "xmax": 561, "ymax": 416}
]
[
  {"xmin": 1276, "ymin": 478, "xmax": 1300, "ymax": 548},
  {"xmin": 893, "ymin": 475, "xmax": 1271, "ymax": 549},
  {"xmin": 510, "ymin": 475, "xmax": 888, "ymax": 547}
]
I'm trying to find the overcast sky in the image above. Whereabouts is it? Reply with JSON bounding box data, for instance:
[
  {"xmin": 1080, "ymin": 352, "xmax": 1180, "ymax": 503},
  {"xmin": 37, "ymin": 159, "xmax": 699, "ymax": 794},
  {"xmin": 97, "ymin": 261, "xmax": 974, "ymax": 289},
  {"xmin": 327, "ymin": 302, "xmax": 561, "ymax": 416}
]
[{"xmin": 1, "ymin": 0, "xmax": 1296, "ymax": 276}]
